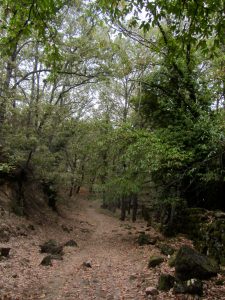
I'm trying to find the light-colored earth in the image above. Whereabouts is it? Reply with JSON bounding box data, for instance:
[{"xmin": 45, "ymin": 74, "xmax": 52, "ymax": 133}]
[{"xmin": 0, "ymin": 196, "xmax": 225, "ymax": 300}]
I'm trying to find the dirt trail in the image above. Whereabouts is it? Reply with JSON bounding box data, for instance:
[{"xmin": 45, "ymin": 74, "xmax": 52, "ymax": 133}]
[
  {"xmin": 38, "ymin": 199, "xmax": 152, "ymax": 300},
  {"xmin": 1, "ymin": 197, "xmax": 224, "ymax": 300}
]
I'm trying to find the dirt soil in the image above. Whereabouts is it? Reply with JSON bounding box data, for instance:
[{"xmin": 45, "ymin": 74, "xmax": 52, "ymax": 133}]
[{"xmin": 0, "ymin": 196, "xmax": 225, "ymax": 300}]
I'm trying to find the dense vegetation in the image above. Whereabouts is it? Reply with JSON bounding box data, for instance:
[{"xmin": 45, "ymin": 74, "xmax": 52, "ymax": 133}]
[{"xmin": 0, "ymin": 0, "xmax": 225, "ymax": 224}]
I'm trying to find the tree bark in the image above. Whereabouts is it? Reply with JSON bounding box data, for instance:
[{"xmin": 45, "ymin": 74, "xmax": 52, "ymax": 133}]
[
  {"xmin": 120, "ymin": 196, "xmax": 126, "ymax": 221},
  {"xmin": 132, "ymin": 194, "xmax": 138, "ymax": 222}
]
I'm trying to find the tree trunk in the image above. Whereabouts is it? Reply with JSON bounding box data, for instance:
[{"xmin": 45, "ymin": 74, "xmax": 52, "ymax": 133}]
[
  {"xmin": 101, "ymin": 190, "xmax": 108, "ymax": 208},
  {"xmin": 68, "ymin": 176, "xmax": 76, "ymax": 197},
  {"xmin": 120, "ymin": 196, "xmax": 126, "ymax": 221},
  {"xmin": 127, "ymin": 196, "xmax": 131, "ymax": 215},
  {"xmin": 0, "ymin": 47, "xmax": 17, "ymax": 127},
  {"xmin": 132, "ymin": 194, "xmax": 138, "ymax": 222},
  {"xmin": 76, "ymin": 185, "xmax": 81, "ymax": 194}
]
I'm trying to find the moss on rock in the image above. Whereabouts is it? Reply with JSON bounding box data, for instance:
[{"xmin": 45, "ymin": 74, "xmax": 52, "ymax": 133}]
[
  {"xmin": 148, "ymin": 256, "xmax": 164, "ymax": 268},
  {"xmin": 158, "ymin": 274, "xmax": 175, "ymax": 291}
]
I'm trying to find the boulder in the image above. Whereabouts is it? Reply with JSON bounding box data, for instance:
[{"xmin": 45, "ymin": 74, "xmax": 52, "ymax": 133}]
[
  {"xmin": 148, "ymin": 256, "xmax": 164, "ymax": 268},
  {"xmin": 182, "ymin": 208, "xmax": 225, "ymax": 265},
  {"xmin": 173, "ymin": 278, "xmax": 203, "ymax": 296},
  {"xmin": 40, "ymin": 240, "xmax": 63, "ymax": 255},
  {"xmin": 64, "ymin": 239, "xmax": 78, "ymax": 247},
  {"xmin": 168, "ymin": 253, "xmax": 177, "ymax": 267},
  {"xmin": 174, "ymin": 245, "xmax": 219, "ymax": 280},
  {"xmin": 158, "ymin": 274, "xmax": 175, "ymax": 291}
]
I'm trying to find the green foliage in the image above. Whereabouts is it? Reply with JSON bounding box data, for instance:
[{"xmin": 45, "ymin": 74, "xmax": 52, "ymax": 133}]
[
  {"xmin": 97, "ymin": 0, "xmax": 225, "ymax": 50},
  {"xmin": 0, "ymin": 0, "xmax": 224, "ymax": 217},
  {"xmin": 0, "ymin": 0, "xmax": 65, "ymax": 56},
  {"xmin": 0, "ymin": 162, "xmax": 14, "ymax": 173}
]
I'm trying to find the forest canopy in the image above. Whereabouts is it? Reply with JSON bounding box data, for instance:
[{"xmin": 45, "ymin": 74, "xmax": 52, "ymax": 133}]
[{"xmin": 0, "ymin": 0, "xmax": 225, "ymax": 218}]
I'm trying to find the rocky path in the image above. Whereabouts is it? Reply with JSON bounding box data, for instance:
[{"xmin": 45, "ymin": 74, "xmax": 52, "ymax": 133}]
[
  {"xmin": 1, "ymin": 197, "xmax": 225, "ymax": 300},
  {"xmin": 34, "ymin": 199, "xmax": 156, "ymax": 300}
]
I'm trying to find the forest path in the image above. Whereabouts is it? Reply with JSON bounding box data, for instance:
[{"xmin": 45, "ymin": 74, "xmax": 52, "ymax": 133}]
[
  {"xmin": 1, "ymin": 196, "xmax": 223, "ymax": 299},
  {"xmin": 37, "ymin": 198, "xmax": 154, "ymax": 300}
]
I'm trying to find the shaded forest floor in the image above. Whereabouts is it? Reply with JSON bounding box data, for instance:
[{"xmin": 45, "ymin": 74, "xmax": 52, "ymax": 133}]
[{"xmin": 0, "ymin": 196, "xmax": 225, "ymax": 300}]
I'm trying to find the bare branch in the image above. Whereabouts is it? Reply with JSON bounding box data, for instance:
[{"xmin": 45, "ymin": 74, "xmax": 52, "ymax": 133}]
[{"xmin": 13, "ymin": 69, "xmax": 51, "ymax": 88}]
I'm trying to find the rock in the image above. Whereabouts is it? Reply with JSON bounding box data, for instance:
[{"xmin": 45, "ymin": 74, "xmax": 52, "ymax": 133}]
[
  {"xmin": 158, "ymin": 274, "xmax": 175, "ymax": 291},
  {"xmin": 61, "ymin": 224, "xmax": 73, "ymax": 233},
  {"xmin": 0, "ymin": 230, "xmax": 10, "ymax": 242},
  {"xmin": 40, "ymin": 240, "xmax": 63, "ymax": 255},
  {"xmin": 83, "ymin": 261, "xmax": 92, "ymax": 268},
  {"xmin": 138, "ymin": 233, "xmax": 157, "ymax": 246},
  {"xmin": 174, "ymin": 245, "xmax": 219, "ymax": 280},
  {"xmin": 27, "ymin": 224, "xmax": 35, "ymax": 231},
  {"xmin": 41, "ymin": 255, "xmax": 53, "ymax": 266},
  {"xmin": 0, "ymin": 247, "xmax": 10, "ymax": 257},
  {"xmin": 16, "ymin": 225, "xmax": 28, "ymax": 236},
  {"xmin": 64, "ymin": 239, "xmax": 78, "ymax": 247},
  {"xmin": 174, "ymin": 279, "xmax": 203, "ymax": 296},
  {"xmin": 145, "ymin": 287, "xmax": 159, "ymax": 296},
  {"xmin": 148, "ymin": 256, "xmax": 164, "ymax": 268},
  {"xmin": 159, "ymin": 243, "xmax": 175, "ymax": 256},
  {"xmin": 168, "ymin": 253, "xmax": 177, "ymax": 267},
  {"xmin": 0, "ymin": 207, "xmax": 5, "ymax": 216},
  {"xmin": 40, "ymin": 254, "xmax": 63, "ymax": 266},
  {"xmin": 0, "ymin": 224, "xmax": 10, "ymax": 242},
  {"xmin": 183, "ymin": 209, "xmax": 225, "ymax": 265}
]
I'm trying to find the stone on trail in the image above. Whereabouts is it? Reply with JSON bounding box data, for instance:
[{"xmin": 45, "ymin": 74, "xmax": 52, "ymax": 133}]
[
  {"xmin": 16, "ymin": 225, "xmax": 28, "ymax": 236},
  {"xmin": 174, "ymin": 245, "xmax": 219, "ymax": 280},
  {"xmin": 27, "ymin": 224, "xmax": 35, "ymax": 231},
  {"xmin": 0, "ymin": 224, "xmax": 11, "ymax": 242},
  {"xmin": 61, "ymin": 224, "xmax": 73, "ymax": 233},
  {"xmin": 145, "ymin": 287, "xmax": 159, "ymax": 296},
  {"xmin": 40, "ymin": 239, "xmax": 63, "ymax": 255},
  {"xmin": 173, "ymin": 278, "xmax": 203, "ymax": 296},
  {"xmin": 41, "ymin": 255, "xmax": 53, "ymax": 266},
  {"xmin": 40, "ymin": 254, "xmax": 63, "ymax": 266},
  {"xmin": 83, "ymin": 261, "xmax": 92, "ymax": 268},
  {"xmin": 158, "ymin": 274, "xmax": 175, "ymax": 291},
  {"xmin": 148, "ymin": 256, "xmax": 164, "ymax": 268},
  {"xmin": 0, "ymin": 247, "xmax": 11, "ymax": 257},
  {"xmin": 64, "ymin": 239, "xmax": 78, "ymax": 247}
]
